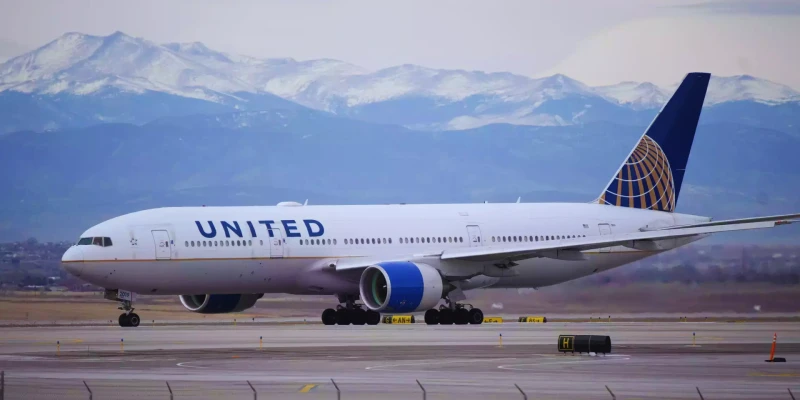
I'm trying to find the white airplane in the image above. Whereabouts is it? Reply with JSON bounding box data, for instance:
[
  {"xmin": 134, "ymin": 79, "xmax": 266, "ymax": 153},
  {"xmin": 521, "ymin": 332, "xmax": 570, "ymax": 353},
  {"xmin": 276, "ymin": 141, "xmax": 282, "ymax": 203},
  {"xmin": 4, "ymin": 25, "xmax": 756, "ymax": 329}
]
[{"xmin": 61, "ymin": 73, "xmax": 798, "ymax": 327}]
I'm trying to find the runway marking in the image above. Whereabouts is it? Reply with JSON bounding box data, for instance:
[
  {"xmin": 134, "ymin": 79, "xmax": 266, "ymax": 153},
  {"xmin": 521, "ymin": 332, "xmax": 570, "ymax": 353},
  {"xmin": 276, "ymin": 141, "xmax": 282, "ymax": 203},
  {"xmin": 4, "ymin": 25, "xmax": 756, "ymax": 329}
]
[
  {"xmin": 176, "ymin": 361, "xmax": 207, "ymax": 369},
  {"xmin": 749, "ymin": 372, "xmax": 800, "ymax": 378},
  {"xmin": 498, "ymin": 355, "xmax": 630, "ymax": 371},
  {"xmin": 366, "ymin": 358, "xmax": 514, "ymax": 371},
  {"xmin": 299, "ymin": 384, "xmax": 317, "ymax": 393}
]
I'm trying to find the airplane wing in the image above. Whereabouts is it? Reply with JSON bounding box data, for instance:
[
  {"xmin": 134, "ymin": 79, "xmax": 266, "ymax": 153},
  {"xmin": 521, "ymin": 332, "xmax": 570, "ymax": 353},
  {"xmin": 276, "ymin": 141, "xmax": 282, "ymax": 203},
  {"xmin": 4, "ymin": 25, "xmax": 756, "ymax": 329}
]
[
  {"xmin": 333, "ymin": 213, "xmax": 799, "ymax": 270},
  {"xmin": 440, "ymin": 213, "xmax": 800, "ymax": 262}
]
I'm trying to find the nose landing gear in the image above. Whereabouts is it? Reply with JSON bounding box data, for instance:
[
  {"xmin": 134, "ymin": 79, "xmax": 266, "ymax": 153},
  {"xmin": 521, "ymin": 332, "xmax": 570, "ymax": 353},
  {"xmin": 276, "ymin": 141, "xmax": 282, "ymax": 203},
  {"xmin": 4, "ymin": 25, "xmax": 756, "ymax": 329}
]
[{"xmin": 104, "ymin": 289, "xmax": 141, "ymax": 327}]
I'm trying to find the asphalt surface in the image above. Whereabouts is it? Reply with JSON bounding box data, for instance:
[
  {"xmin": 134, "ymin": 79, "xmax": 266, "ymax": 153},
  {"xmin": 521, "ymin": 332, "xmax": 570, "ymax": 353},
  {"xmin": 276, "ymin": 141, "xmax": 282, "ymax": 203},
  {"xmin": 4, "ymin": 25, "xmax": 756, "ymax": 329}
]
[{"xmin": 1, "ymin": 322, "xmax": 799, "ymax": 399}]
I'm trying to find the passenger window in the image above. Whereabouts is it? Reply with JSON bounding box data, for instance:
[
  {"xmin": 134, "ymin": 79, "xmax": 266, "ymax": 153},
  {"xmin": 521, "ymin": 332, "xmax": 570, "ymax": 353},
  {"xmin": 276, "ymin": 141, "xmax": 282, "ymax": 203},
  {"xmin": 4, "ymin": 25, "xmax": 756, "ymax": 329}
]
[
  {"xmin": 387, "ymin": 238, "xmax": 391, "ymax": 244},
  {"xmin": 535, "ymin": 236, "xmax": 539, "ymax": 242},
  {"xmin": 185, "ymin": 241, "xmax": 189, "ymax": 247},
  {"xmin": 249, "ymin": 240, "xmax": 253, "ymax": 246},
  {"xmin": 334, "ymin": 239, "xmax": 338, "ymax": 245},
  {"xmin": 191, "ymin": 241, "xmax": 195, "ymax": 247}
]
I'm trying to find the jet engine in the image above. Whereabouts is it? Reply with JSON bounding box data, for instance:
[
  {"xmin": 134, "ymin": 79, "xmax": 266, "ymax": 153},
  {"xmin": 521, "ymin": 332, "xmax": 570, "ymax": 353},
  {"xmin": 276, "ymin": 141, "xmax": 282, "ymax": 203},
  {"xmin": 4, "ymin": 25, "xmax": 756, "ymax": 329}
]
[
  {"xmin": 179, "ymin": 294, "xmax": 263, "ymax": 314},
  {"xmin": 359, "ymin": 262, "xmax": 444, "ymax": 313}
]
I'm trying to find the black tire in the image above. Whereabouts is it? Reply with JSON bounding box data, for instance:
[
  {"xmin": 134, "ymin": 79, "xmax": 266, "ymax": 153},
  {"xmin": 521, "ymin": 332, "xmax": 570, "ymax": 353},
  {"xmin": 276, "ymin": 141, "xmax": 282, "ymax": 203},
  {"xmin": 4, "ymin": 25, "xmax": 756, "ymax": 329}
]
[
  {"xmin": 118, "ymin": 313, "xmax": 130, "ymax": 327},
  {"xmin": 438, "ymin": 309, "xmax": 454, "ymax": 325},
  {"xmin": 351, "ymin": 309, "xmax": 367, "ymax": 325},
  {"xmin": 454, "ymin": 308, "xmax": 469, "ymax": 325},
  {"xmin": 322, "ymin": 308, "xmax": 337, "ymax": 325},
  {"xmin": 365, "ymin": 310, "xmax": 381, "ymax": 325},
  {"xmin": 128, "ymin": 313, "xmax": 141, "ymax": 327},
  {"xmin": 424, "ymin": 309, "xmax": 440, "ymax": 325},
  {"xmin": 468, "ymin": 308, "xmax": 484, "ymax": 325},
  {"xmin": 335, "ymin": 308, "xmax": 351, "ymax": 325}
]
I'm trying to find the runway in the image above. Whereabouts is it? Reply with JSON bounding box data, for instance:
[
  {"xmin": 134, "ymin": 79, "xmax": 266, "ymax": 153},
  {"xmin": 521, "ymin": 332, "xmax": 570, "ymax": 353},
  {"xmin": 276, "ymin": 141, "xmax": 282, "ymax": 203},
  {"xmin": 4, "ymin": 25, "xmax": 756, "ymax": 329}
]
[{"xmin": 1, "ymin": 322, "xmax": 799, "ymax": 399}]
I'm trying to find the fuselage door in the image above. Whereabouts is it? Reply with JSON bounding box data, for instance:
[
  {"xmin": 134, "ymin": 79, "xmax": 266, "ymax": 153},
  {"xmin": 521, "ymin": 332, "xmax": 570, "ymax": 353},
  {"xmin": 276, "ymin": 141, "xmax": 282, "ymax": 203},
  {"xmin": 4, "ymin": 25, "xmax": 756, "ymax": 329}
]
[
  {"xmin": 598, "ymin": 223, "xmax": 612, "ymax": 253},
  {"xmin": 269, "ymin": 228, "xmax": 284, "ymax": 259},
  {"xmin": 466, "ymin": 225, "xmax": 483, "ymax": 247},
  {"xmin": 151, "ymin": 230, "xmax": 171, "ymax": 260}
]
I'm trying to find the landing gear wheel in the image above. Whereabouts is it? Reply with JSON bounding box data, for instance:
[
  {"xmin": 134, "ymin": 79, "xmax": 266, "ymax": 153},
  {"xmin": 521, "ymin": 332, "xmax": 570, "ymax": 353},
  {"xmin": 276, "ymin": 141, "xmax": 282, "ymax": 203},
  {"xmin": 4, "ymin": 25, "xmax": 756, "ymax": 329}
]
[
  {"xmin": 424, "ymin": 309, "xmax": 440, "ymax": 325},
  {"xmin": 454, "ymin": 308, "xmax": 470, "ymax": 325},
  {"xmin": 365, "ymin": 310, "xmax": 381, "ymax": 325},
  {"xmin": 335, "ymin": 308, "xmax": 351, "ymax": 325},
  {"xmin": 128, "ymin": 313, "xmax": 141, "ymax": 327},
  {"xmin": 322, "ymin": 308, "xmax": 337, "ymax": 325},
  {"xmin": 438, "ymin": 309, "xmax": 454, "ymax": 325},
  {"xmin": 468, "ymin": 308, "xmax": 484, "ymax": 324},
  {"xmin": 118, "ymin": 313, "xmax": 130, "ymax": 327},
  {"xmin": 351, "ymin": 308, "xmax": 367, "ymax": 325}
]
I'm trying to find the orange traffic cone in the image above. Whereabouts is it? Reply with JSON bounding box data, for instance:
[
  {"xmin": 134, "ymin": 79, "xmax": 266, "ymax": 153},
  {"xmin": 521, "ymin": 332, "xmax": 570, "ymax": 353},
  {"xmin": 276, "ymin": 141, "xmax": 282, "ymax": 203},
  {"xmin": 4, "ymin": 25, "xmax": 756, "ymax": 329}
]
[{"xmin": 765, "ymin": 333, "xmax": 786, "ymax": 362}]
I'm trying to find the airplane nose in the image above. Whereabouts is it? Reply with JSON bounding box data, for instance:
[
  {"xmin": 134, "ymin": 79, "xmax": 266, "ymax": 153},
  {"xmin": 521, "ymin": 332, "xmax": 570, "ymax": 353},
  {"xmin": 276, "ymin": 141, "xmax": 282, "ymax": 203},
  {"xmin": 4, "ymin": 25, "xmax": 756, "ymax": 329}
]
[{"xmin": 61, "ymin": 246, "xmax": 84, "ymax": 276}]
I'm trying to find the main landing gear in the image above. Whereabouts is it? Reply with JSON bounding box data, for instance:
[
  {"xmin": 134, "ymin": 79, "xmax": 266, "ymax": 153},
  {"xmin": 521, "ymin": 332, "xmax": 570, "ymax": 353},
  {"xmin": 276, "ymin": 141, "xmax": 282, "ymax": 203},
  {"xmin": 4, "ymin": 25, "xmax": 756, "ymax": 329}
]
[
  {"xmin": 321, "ymin": 295, "xmax": 380, "ymax": 326},
  {"xmin": 424, "ymin": 301, "xmax": 483, "ymax": 325}
]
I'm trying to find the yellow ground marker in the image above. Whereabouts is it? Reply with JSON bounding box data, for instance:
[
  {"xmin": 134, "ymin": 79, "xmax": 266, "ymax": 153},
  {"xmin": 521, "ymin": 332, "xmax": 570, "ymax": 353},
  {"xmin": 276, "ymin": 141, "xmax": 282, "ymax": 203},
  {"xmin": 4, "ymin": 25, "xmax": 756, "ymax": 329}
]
[{"xmin": 299, "ymin": 384, "xmax": 317, "ymax": 393}]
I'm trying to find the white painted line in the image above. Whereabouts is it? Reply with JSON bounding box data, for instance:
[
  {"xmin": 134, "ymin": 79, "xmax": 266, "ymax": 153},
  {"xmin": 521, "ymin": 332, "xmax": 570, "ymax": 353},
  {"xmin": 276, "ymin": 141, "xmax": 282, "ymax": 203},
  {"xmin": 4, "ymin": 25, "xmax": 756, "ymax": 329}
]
[
  {"xmin": 366, "ymin": 358, "xmax": 515, "ymax": 371},
  {"xmin": 498, "ymin": 356, "xmax": 630, "ymax": 371},
  {"xmin": 176, "ymin": 361, "xmax": 207, "ymax": 369}
]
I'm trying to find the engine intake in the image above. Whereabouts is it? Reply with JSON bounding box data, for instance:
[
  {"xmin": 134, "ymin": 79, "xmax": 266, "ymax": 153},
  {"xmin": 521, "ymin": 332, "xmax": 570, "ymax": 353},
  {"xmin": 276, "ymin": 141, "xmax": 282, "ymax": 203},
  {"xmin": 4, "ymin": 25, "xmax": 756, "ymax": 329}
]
[
  {"xmin": 179, "ymin": 294, "xmax": 263, "ymax": 314},
  {"xmin": 359, "ymin": 262, "xmax": 444, "ymax": 313}
]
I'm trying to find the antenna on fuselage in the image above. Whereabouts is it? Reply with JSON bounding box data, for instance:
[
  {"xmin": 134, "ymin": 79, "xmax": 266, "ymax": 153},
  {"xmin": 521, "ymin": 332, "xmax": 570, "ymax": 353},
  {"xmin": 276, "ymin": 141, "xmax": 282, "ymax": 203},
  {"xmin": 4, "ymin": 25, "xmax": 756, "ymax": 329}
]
[
  {"xmin": 303, "ymin": 199, "xmax": 308, "ymax": 206},
  {"xmin": 516, "ymin": 197, "xmax": 521, "ymax": 203}
]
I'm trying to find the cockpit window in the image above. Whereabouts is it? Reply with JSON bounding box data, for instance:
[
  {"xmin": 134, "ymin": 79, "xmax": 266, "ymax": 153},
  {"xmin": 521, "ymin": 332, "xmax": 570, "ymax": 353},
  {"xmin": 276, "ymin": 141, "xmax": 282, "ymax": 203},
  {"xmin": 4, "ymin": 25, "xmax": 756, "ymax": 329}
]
[{"xmin": 78, "ymin": 237, "xmax": 113, "ymax": 247}]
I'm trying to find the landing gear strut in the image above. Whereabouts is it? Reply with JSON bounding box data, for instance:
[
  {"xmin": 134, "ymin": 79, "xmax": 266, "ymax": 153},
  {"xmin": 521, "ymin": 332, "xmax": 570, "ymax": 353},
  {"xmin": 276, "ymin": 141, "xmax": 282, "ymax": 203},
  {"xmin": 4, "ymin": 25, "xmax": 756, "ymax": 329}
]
[
  {"xmin": 104, "ymin": 289, "xmax": 140, "ymax": 327},
  {"xmin": 425, "ymin": 299, "xmax": 483, "ymax": 325},
  {"xmin": 321, "ymin": 295, "xmax": 380, "ymax": 326},
  {"xmin": 117, "ymin": 299, "xmax": 141, "ymax": 327}
]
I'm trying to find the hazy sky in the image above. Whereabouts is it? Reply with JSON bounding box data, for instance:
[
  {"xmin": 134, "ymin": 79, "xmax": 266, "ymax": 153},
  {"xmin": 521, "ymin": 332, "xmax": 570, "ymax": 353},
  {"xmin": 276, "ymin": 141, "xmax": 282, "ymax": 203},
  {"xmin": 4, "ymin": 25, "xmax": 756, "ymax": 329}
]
[{"xmin": 1, "ymin": 0, "xmax": 798, "ymax": 88}]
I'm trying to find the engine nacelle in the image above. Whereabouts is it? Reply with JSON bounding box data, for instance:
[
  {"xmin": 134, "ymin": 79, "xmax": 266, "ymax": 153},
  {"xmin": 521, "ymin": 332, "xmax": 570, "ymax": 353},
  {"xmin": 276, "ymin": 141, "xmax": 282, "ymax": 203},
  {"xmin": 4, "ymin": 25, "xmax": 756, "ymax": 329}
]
[
  {"xmin": 179, "ymin": 294, "xmax": 263, "ymax": 314},
  {"xmin": 359, "ymin": 262, "xmax": 444, "ymax": 313}
]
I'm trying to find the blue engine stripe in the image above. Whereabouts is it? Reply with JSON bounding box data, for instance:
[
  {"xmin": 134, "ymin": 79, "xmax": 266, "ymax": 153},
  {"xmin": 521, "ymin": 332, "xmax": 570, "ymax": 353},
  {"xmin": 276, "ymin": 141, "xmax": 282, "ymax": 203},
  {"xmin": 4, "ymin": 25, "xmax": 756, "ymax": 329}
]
[{"xmin": 377, "ymin": 262, "xmax": 424, "ymax": 313}]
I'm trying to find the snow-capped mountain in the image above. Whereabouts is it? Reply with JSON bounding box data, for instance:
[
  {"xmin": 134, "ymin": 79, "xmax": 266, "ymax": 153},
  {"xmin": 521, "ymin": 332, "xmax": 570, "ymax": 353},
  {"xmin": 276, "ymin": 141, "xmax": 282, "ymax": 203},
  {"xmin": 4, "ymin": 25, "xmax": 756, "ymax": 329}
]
[
  {"xmin": 704, "ymin": 75, "xmax": 800, "ymax": 105},
  {"xmin": 594, "ymin": 81, "xmax": 669, "ymax": 110},
  {"xmin": 1, "ymin": 31, "xmax": 799, "ymax": 133}
]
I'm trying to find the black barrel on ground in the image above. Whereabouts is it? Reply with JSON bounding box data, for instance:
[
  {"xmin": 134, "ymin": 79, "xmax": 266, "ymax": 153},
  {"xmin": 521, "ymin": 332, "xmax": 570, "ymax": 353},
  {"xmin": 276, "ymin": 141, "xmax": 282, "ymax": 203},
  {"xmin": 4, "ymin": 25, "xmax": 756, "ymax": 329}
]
[{"xmin": 557, "ymin": 335, "xmax": 612, "ymax": 354}]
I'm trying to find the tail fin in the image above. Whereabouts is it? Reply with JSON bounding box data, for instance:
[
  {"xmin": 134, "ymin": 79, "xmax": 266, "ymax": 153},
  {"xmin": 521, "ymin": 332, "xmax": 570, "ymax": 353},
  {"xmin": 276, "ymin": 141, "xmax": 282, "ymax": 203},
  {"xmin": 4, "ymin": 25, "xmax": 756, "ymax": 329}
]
[{"xmin": 597, "ymin": 72, "xmax": 710, "ymax": 212}]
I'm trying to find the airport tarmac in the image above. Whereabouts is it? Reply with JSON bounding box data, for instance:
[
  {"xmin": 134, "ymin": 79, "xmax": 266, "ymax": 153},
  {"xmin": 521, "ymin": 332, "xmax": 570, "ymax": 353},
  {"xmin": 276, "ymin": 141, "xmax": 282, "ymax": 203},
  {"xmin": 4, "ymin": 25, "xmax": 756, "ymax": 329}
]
[{"xmin": 1, "ymin": 322, "xmax": 799, "ymax": 399}]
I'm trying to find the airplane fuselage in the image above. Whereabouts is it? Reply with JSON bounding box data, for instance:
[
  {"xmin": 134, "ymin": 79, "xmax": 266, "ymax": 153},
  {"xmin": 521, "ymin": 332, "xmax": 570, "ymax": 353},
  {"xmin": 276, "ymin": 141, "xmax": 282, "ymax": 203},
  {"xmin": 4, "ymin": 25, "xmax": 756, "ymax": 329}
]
[{"xmin": 61, "ymin": 202, "xmax": 708, "ymax": 296}]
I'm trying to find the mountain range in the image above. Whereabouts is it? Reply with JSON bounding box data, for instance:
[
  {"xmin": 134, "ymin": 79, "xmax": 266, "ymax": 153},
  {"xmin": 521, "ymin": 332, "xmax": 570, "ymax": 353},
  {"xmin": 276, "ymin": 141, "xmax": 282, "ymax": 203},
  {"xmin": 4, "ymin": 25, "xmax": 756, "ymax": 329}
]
[
  {"xmin": 1, "ymin": 31, "xmax": 799, "ymax": 134},
  {"xmin": 1, "ymin": 32, "xmax": 799, "ymax": 242}
]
